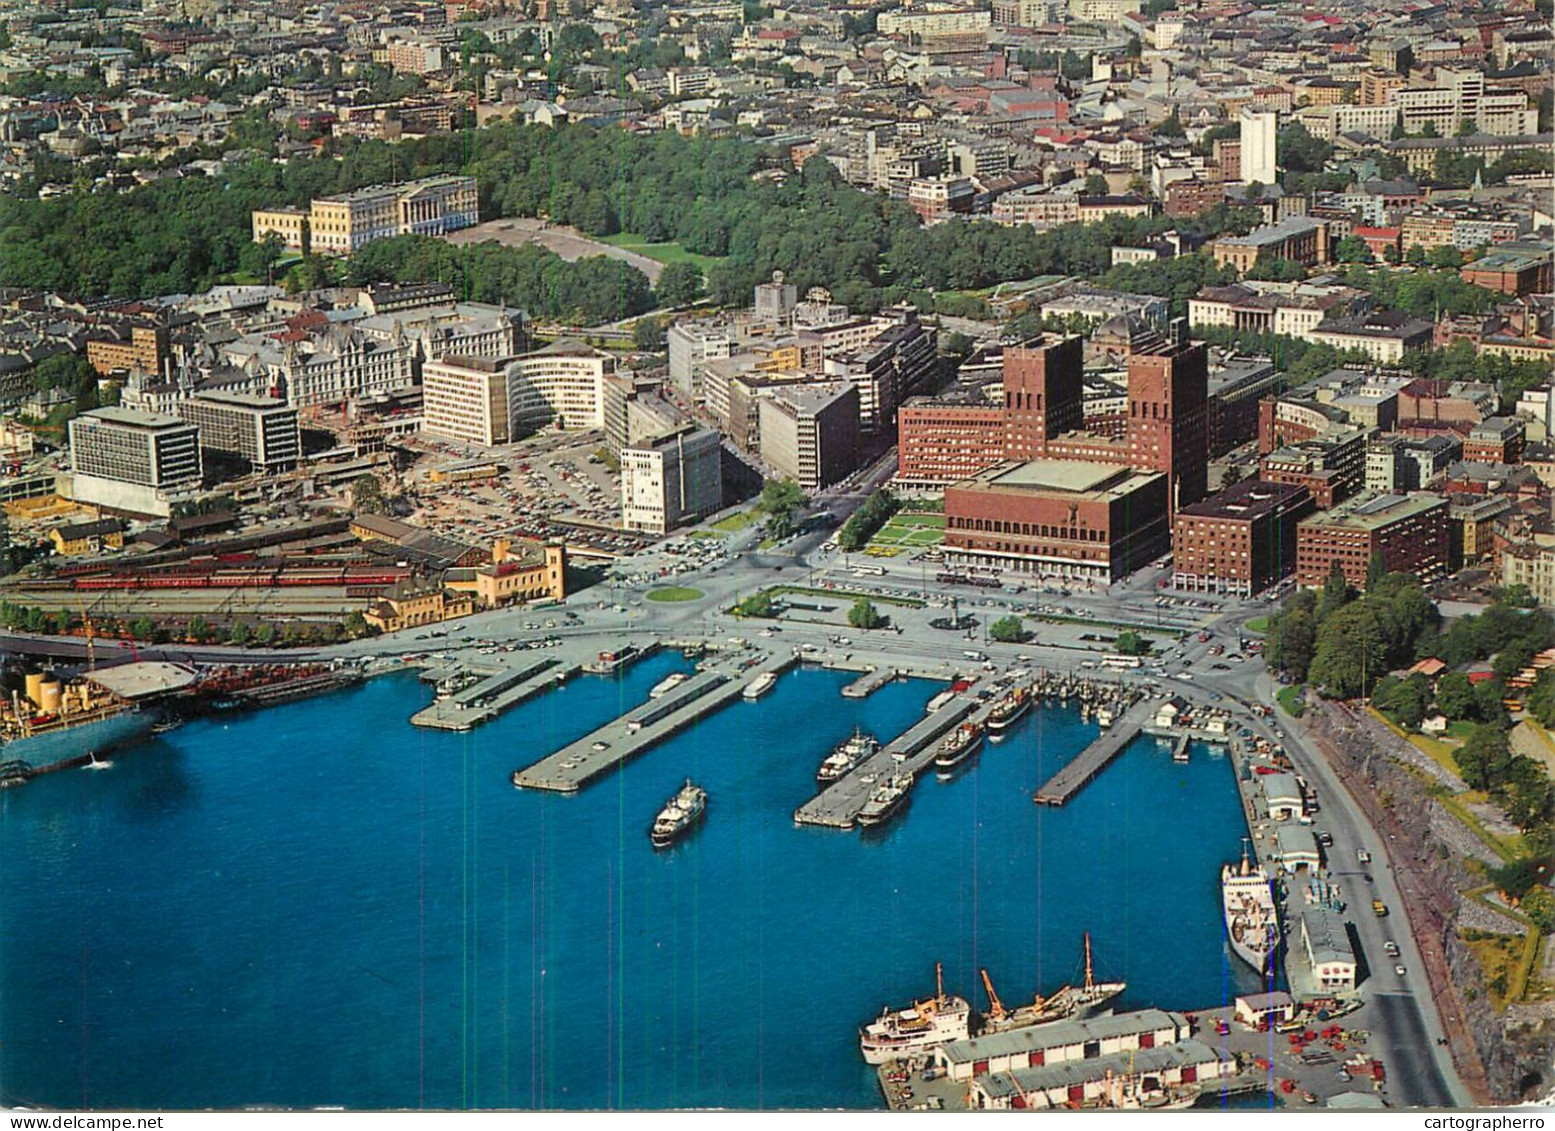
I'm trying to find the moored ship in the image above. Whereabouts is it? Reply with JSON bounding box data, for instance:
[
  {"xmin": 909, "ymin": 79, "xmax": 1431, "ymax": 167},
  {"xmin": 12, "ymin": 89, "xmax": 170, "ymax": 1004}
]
[
  {"xmin": 0, "ymin": 672, "xmax": 153, "ymax": 776},
  {"xmin": 743, "ymin": 671, "xmax": 778, "ymax": 699},
  {"xmin": 978, "ymin": 934, "xmax": 1126, "ymax": 1034},
  {"xmin": 934, "ymin": 722, "xmax": 984, "ymax": 775},
  {"xmin": 649, "ymin": 672, "xmax": 688, "ymax": 699},
  {"xmin": 1222, "ymin": 841, "xmax": 1278, "ymax": 974},
  {"xmin": 859, "ymin": 962, "xmax": 972, "ymax": 1064},
  {"xmin": 650, "ymin": 780, "xmax": 707, "ymax": 848},
  {"xmin": 857, "ymin": 772, "xmax": 913, "ymax": 827},
  {"xmin": 986, "ymin": 686, "xmax": 1032, "ymax": 738},
  {"xmin": 818, "ymin": 727, "xmax": 878, "ymax": 785}
]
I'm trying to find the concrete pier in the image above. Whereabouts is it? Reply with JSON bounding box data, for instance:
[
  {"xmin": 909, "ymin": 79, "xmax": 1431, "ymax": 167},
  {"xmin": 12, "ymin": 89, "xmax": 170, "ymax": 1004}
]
[
  {"xmin": 842, "ymin": 668, "xmax": 896, "ymax": 698},
  {"xmin": 411, "ymin": 656, "xmax": 572, "ymax": 731},
  {"xmin": 511, "ymin": 651, "xmax": 797, "ymax": 793},
  {"xmin": 1032, "ymin": 698, "xmax": 1153, "ymax": 806},
  {"xmin": 793, "ymin": 695, "xmax": 986, "ymax": 829}
]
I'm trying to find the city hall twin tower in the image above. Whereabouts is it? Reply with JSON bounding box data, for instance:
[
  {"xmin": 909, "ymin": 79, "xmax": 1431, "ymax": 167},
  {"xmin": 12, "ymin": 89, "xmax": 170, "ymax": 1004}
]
[{"xmin": 904, "ymin": 327, "xmax": 1209, "ymax": 585}]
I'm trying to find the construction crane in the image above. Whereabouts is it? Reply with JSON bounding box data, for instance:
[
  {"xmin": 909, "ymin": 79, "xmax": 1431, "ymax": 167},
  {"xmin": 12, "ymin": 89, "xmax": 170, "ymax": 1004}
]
[
  {"xmin": 73, "ymin": 589, "xmax": 95, "ymax": 672},
  {"xmin": 980, "ymin": 969, "xmax": 1006, "ymax": 1024}
]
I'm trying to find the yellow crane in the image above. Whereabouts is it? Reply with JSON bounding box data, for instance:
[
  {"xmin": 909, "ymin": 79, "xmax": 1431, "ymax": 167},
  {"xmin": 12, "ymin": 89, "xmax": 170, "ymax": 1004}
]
[{"xmin": 980, "ymin": 969, "xmax": 1007, "ymax": 1025}]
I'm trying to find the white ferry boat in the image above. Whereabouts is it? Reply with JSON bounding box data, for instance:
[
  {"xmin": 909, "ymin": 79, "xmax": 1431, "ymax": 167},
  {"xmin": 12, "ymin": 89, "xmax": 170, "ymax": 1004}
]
[{"xmin": 859, "ymin": 963, "xmax": 972, "ymax": 1064}]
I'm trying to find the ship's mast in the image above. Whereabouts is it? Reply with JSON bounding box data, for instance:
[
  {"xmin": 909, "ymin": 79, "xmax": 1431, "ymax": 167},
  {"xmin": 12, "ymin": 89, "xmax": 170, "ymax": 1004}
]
[
  {"xmin": 935, "ymin": 961, "xmax": 944, "ymax": 1003},
  {"xmin": 1084, "ymin": 932, "xmax": 1095, "ymax": 993}
]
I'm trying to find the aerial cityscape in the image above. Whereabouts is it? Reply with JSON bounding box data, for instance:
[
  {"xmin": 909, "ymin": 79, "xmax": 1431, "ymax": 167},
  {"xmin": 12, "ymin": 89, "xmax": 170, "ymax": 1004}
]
[{"xmin": 0, "ymin": 0, "xmax": 1550, "ymax": 1113}]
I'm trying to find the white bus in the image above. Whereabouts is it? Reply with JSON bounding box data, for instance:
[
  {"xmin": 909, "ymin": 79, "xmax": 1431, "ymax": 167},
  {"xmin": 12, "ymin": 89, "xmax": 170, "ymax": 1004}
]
[{"xmin": 1100, "ymin": 654, "xmax": 1142, "ymax": 670}]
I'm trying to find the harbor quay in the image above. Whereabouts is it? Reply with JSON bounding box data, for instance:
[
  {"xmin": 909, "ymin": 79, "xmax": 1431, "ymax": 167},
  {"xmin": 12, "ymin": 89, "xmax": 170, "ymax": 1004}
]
[
  {"xmin": 510, "ymin": 647, "xmax": 799, "ymax": 792},
  {"xmin": 875, "ymin": 998, "xmax": 1383, "ymax": 1112}
]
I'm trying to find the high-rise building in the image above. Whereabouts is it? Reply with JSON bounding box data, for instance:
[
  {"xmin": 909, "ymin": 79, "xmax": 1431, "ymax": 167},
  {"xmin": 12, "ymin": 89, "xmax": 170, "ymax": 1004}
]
[
  {"xmin": 1001, "ymin": 335, "xmax": 1084, "ymax": 461},
  {"xmin": 421, "ymin": 342, "xmax": 611, "ymax": 446},
  {"xmin": 620, "ymin": 426, "xmax": 724, "ymax": 535},
  {"xmin": 1239, "ymin": 108, "xmax": 1278, "ymax": 187},
  {"xmin": 758, "ymin": 383, "xmax": 859, "ymax": 491},
  {"xmin": 67, "ymin": 407, "xmax": 203, "ymax": 517},
  {"xmin": 752, "ymin": 272, "xmax": 798, "ymax": 324},
  {"xmin": 1124, "ymin": 335, "xmax": 1210, "ymax": 511},
  {"xmin": 177, "ymin": 391, "xmax": 301, "ymax": 472}
]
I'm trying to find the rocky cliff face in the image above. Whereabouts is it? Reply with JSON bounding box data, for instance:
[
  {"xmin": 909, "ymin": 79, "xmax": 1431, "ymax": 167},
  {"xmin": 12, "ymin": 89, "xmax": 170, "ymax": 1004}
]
[{"xmin": 1308, "ymin": 701, "xmax": 1552, "ymax": 1103}]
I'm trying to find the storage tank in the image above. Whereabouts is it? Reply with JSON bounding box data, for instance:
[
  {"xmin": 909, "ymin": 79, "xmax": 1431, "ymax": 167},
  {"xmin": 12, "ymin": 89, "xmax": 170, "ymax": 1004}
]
[
  {"xmin": 24, "ymin": 671, "xmax": 45, "ymax": 707},
  {"xmin": 39, "ymin": 678, "xmax": 62, "ymax": 714}
]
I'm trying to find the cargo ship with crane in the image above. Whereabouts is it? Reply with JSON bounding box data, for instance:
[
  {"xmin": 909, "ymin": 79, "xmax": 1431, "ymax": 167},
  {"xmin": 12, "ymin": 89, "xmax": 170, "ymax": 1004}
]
[{"xmin": 977, "ymin": 934, "xmax": 1126, "ymax": 1034}]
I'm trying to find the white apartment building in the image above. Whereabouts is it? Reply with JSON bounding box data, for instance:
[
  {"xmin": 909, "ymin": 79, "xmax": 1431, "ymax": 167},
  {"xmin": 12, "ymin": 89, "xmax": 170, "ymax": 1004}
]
[{"xmin": 1240, "ymin": 108, "xmax": 1278, "ymax": 186}]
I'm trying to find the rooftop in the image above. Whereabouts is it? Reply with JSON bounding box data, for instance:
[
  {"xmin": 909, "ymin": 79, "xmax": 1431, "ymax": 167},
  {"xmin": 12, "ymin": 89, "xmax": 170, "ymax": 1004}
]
[
  {"xmin": 938, "ymin": 1009, "xmax": 1186, "ymax": 1066},
  {"xmin": 88, "ymin": 660, "xmax": 199, "ymax": 700},
  {"xmin": 78, "ymin": 406, "xmax": 190, "ymax": 430},
  {"xmin": 1302, "ymin": 490, "xmax": 1447, "ymax": 531},
  {"xmin": 1215, "ymin": 215, "xmax": 1326, "ymax": 249},
  {"xmin": 1177, "ymin": 478, "xmax": 1311, "ymax": 522}
]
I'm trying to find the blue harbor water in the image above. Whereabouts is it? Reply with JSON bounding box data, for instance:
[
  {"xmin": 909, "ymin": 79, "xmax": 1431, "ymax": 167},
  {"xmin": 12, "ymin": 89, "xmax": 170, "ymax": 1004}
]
[{"xmin": 0, "ymin": 656, "xmax": 1269, "ymax": 1110}]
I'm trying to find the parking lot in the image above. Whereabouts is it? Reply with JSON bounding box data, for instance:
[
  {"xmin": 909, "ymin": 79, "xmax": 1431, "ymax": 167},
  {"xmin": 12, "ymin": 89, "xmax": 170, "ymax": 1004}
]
[{"xmin": 398, "ymin": 429, "xmax": 655, "ymax": 556}]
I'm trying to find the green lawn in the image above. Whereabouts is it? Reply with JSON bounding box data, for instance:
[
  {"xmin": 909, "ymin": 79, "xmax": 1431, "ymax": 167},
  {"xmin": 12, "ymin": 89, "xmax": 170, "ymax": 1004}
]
[
  {"xmin": 646, "ymin": 586, "xmax": 704, "ymax": 603},
  {"xmin": 866, "ymin": 512, "xmax": 947, "ymax": 554},
  {"xmin": 1246, "ymin": 616, "xmax": 1270, "ymax": 634},
  {"xmin": 686, "ymin": 530, "xmax": 725, "ymax": 540},
  {"xmin": 1276, "ymin": 685, "xmax": 1305, "ymax": 717},
  {"xmin": 710, "ymin": 509, "xmax": 759, "ymax": 533},
  {"xmin": 600, "ymin": 232, "xmax": 724, "ymax": 272}
]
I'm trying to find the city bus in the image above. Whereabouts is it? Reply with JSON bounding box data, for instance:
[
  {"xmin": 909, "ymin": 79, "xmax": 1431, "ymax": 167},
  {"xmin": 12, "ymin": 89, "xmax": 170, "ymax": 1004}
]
[{"xmin": 1100, "ymin": 654, "xmax": 1142, "ymax": 670}]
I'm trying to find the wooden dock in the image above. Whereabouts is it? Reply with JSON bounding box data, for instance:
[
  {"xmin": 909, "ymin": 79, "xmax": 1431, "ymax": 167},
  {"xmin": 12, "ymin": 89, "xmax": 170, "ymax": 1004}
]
[
  {"xmin": 510, "ymin": 651, "xmax": 797, "ymax": 793},
  {"xmin": 793, "ymin": 695, "xmax": 987, "ymax": 830},
  {"xmin": 1032, "ymin": 698, "xmax": 1153, "ymax": 806}
]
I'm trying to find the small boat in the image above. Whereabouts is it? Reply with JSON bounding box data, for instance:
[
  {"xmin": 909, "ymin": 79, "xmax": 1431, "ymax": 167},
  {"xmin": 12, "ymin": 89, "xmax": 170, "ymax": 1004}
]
[
  {"xmin": 818, "ymin": 727, "xmax": 878, "ymax": 785},
  {"xmin": 150, "ymin": 717, "xmax": 182, "ymax": 735},
  {"xmin": 650, "ymin": 780, "xmax": 707, "ymax": 848},
  {"xmin": 743, "ymin": 671, "xmax": 778, "ymax": 700},
  {"xmin": 857, "ymin": 772, "xmax": 912, "ymax": 827},
  {"xmin": 82, "ymin": 751, "xmax": 113, "ymax": 771},
  {"xmin": 934, "ymin": 722, "xmax": 984, "ymax": 775},
  {"xmin": 649, "ymin": 672, "xmax": 688, "ymax": 699},
  {"xmin": 859, "ymin": 963, "xmax": 972, "ymax": 1064},
  {"xmin": 986, "ymin": 686, "xmax": 1032, "ymax": 738}
]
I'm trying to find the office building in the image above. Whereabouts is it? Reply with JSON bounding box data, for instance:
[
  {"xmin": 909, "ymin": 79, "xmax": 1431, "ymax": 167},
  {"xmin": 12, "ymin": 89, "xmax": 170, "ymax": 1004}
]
[
  {"xmin": 1294, "ymin": 492, "xmax": 1449, "ymax": 588},
  {"xmin": 422, "ymin": 343, "xmax": 610, "ymax": 446},
  {"xmin": 620, "ymin": 426, "xmax": 723, "ymax": 535},
  {"xmin": 1172, "ymin": 479, "xmax": 1314, "ymax": 595},
  {"xmin": 67, "ymin": 407, "xmax": 203, "ymax": 517},
  {"xmin": 177, "ymin": 391, "xmax": 301, "ymax": 471},
  {"xmin": 758, "ymin": 383, "xmax": 859, "ymax": 491}
]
